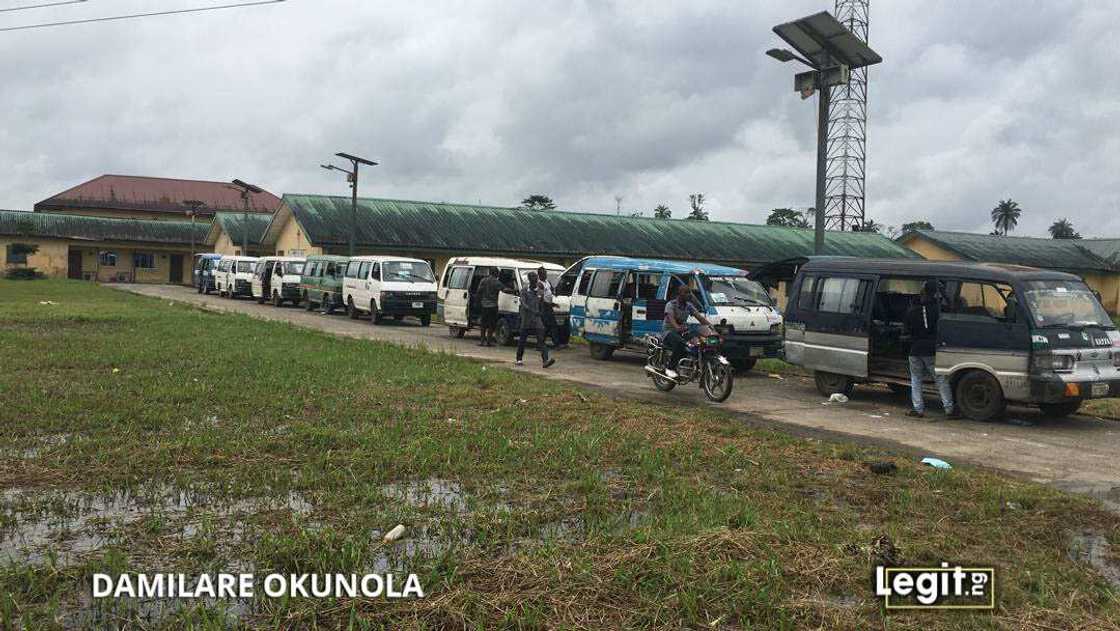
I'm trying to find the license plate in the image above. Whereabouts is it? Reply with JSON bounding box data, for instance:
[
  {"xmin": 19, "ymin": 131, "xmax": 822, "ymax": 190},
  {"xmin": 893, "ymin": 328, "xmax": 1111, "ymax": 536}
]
[
  {"xmin": 750, "ymin": 347, "xmax": 764, "ymax": 357},
  {"xmin": 412, "ymin": 301, "xmax": 424, "ymax": 309},
  {"xmin": 1091, "ymin": 382, "xmax": 1110, "ymax": 397}
]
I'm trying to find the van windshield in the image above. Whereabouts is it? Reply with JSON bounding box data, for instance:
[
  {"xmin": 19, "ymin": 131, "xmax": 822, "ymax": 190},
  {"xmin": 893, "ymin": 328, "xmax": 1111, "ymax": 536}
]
[
  {"xmin": 702, "ymin": 275, "xmax": 772, "ymax": 307},
  {"xmin": 282, "ymin": 262, "xmax": 305, "ymax": 275},
  {"xmin": 235, "ymin": 261, "xmax": 254, "ymax": 273},
  {"xmin": 383, "ymin": 261, "xmax": 435, "ymax": 282},
  {"xmin": 1023, "ymin": 280, "xmax": 1114, "ymax": 328}
]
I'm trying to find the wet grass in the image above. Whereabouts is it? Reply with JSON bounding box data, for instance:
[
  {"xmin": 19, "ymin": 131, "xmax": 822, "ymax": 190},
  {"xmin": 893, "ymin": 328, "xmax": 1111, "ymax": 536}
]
[{"xmin": 1, "ymin": 279, "xmax": 1119, "ymax": 629}]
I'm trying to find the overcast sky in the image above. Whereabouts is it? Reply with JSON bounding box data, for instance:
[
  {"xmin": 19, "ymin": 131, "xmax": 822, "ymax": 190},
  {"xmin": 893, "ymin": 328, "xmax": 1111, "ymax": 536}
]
[{"xmin": 2, "ymin": 0, "xmax": 1118, "ymax": 237}]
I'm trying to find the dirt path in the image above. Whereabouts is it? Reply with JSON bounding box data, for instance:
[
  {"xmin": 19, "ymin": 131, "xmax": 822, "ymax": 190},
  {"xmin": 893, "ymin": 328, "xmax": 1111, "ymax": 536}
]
[{"xmin": 118, "ymin": 284, "xmax": 1120, "ymax": 510}]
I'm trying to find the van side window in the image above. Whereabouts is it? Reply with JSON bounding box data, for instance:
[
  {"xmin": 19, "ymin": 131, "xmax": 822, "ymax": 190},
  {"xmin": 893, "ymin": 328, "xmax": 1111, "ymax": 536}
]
[
  {"xmin": 448, "ymin": 267, "xmax": 470, "ymax": 290},
  {"xmin": 577, "ymin": 270, "xmax": 593, "ymax": 295},
  {"xmin": 589, "ymin": 271, "xmax": 621, "ymax": 298},
  {"xmin": 370, "ymin": 263, "xmax": 380, "ymax": 281},
  {"xmin": 346, "ymin": 261, "xmax": 359, "ymax": 278},
  {"xmin": 950, "ymin": 282, "xmax": 1014, "ymax": 320},
  {"xmin": 796, "ymin": 276, "xmax": 817, "ymax": 311},
  {"xmin": 818, "ymin": 277, "xmax": 870, "ymax": 314},
  {"xmin": 636, "ymin": 273, "xmax": 662, "ymax": 300}
]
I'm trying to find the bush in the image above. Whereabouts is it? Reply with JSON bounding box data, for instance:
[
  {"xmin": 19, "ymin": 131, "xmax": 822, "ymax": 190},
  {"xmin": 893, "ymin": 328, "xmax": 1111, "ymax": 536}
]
[{"xmin": 5, "ymin": 267, "xmax": 46, "ymax": 280}]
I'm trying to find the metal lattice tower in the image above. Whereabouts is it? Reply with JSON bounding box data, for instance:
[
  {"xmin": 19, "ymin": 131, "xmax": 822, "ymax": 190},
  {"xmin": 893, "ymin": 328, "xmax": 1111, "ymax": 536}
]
[{"xmin": 824, "ymin": 0, "xmax": 870, "ymax": 231}]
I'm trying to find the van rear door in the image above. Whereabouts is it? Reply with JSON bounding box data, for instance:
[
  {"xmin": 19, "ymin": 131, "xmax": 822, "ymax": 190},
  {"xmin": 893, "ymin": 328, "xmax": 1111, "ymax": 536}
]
[
  {"xmin": 788, "ymin": 274, "xmax": 873, "ymax": 378},
  {"xmin": 583, "ymin": 269, "xmax": 624, "ymax": 344}
]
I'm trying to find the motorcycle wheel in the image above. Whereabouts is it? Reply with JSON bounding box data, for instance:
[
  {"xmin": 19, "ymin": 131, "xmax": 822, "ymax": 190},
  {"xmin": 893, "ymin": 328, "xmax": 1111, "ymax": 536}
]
[{"xmin": 702, "ymin": 359, "xmax": 734, "ymax": 402}]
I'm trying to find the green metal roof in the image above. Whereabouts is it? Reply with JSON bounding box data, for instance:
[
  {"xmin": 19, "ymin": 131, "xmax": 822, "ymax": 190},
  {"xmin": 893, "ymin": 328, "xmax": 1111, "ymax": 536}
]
[
  {"xmin": 205, "ymin": 211, "xmax": 272, "ymax": 246},
  {"xmin": 272, "ymin": 195, "xmax": 918, "ymax": 265},
  {"xmin": 0, "ymin": 209, "xmax": 208, "ymax": 245},
  {"xmin": 1077, "ymin": 239, "xmax": 1120, "ymax": 268},
  {"xmin": 900, "ymin": 230, "xmax": 1116, "ymax": 273}
]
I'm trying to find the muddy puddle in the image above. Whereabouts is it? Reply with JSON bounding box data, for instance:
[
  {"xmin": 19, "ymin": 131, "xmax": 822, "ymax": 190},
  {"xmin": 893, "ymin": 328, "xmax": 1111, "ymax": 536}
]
[
  {"xmin": 0, "ymin": 485, "xmax": 313, "ymax": 565},
  {"xmin": 1068, "ymin": 530, "xmax": 1120, "ymax": 590}
]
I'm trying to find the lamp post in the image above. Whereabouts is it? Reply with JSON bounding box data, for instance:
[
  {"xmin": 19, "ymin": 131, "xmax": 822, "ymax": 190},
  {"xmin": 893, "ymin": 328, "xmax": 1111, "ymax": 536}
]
[
  {"xmin": 767, "ymin": 11, "xmax": 881, "ymax": 254},
  {"xmin": 230, "ymin": 179, "xmax": 263, "ymax": 256},
  {"xmin": 321, "ymin": 152, "xmax": 377, "ymax": 256},
  {"xmin": 182, "ymin": 199, "xmax": 205, "ymax": 260}
]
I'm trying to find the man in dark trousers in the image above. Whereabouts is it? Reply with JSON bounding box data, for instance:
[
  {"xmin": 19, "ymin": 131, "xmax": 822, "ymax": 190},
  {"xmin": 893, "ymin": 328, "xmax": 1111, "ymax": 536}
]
[
  {"xmin": 516, "ymin": 271, "xmax": 556, "ymax": 368},
  {"xmin": 535, "ymin": 265, "xmax": 566, "ymax": 349},
  {"xmin": 905, "ymin": 279, "xmax": 958, "ymax": 418},
  {"xmin": 474, "ymin": 268, "xmax": 502, "ymax": 346}
]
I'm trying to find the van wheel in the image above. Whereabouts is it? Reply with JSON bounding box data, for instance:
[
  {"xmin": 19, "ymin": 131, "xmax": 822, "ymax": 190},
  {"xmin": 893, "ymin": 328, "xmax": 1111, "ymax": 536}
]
[
  {"xmin": 814, "ymin": 371, "xmax": 854, "ymax": 397},
  {"xmin": 494, "ymin": 319, "xmax": 514, "ymax": 346},
  {"xmin": 304, "ymin": 292, "xmax": 313, "ymax": 311},
  {"xmin": 1039, "ymin": 401, "xmax": 1081, "ymax": 418},
  {"xmin": 347, "ymin": 297, "xmax": 357, "ymax": 319},
  {"xmin": 955, "ymin": 370, "xmax": 1006, "ymax": 422},
  {"xmin": 420, "ymin": 315, "xmax": 431, "ymax": 327},
  {"xmin": 272, "ymin": 291, "xmax": 282, "ymax": 307},
  {"xmin": 323, "ymin": 294, "xmax": 335, "ymax": 315},
  {"xmin": 256, "ymin": 294, "xmax": 264, "ymax": 304},
  {"xmin": 589, "ymin": 343, "xmax": 615, "ymax": 361},
  {"xmin": 733, "ymin": 358, "xmax": 757, "ymax": 373},
  {"xmin": 370, "ymin": 301, "xmax": 383, "ymax": 325},
  {"xmin": 449, "ymin": 326, "xmax": 464, "ymax": 338}
]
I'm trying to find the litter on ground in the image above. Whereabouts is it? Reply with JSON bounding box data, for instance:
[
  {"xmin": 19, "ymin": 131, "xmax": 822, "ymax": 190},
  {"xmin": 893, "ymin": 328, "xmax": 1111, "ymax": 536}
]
[{"xmin": 921, "ymin": 457, "xmax": 952, "ymax": 470}]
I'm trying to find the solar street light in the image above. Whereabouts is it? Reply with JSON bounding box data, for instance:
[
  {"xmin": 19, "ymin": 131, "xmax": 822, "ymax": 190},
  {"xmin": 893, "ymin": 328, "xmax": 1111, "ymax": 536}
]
[{"xmin": 322, "ymin": 153, "xmax": 378, "ymax": 256}]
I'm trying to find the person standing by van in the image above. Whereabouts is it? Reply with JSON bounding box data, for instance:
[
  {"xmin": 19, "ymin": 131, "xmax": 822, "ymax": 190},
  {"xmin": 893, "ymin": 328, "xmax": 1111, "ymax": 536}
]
[
  {"xmin": 905, "ymin": 280, "xmax": 958, "ymax": 419},
  {"xmin": 536, "ymin": 265, "xmax": 564, "ymax": 350},
  {"xmin": 475, "ymin": 268, "xmax": 502, "ymax": 346},
  {"xmin": 516, "ymin": 271, "xmax": 556, "ymax": 368}
]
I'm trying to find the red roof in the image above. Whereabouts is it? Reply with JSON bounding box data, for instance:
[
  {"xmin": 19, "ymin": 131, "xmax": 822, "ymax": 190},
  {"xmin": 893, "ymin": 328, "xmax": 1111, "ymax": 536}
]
[{"xmin": 34, "ymin": 174, "xmax": 281, "ymax": 215}]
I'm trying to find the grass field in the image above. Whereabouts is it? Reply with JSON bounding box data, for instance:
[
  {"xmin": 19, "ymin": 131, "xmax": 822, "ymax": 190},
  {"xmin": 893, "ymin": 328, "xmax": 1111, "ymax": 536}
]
[{"xmin": 2, "ymin": 280, "xmax": 1119, "ymax": 629}]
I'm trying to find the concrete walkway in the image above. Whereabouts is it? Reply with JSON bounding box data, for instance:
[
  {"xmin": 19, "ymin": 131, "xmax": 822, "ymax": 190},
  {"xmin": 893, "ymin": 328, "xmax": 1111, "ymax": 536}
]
[{"xmin": 118, "ymin": 284, "xmax": 1120, "ymax": 510}]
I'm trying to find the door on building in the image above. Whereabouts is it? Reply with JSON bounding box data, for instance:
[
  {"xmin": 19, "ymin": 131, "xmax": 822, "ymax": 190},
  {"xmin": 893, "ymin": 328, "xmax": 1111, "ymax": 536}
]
[
  {"xmin": 68, "ymin": 250, "xmax": 83, "ymax": 279},
  {"xmin": 169, "ymin": 254, "xmax": 184, "ymax": 284}
]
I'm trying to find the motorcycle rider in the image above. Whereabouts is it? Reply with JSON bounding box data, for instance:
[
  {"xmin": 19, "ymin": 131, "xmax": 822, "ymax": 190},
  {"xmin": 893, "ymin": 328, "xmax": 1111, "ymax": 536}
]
[{"xmin": 659, "ymin": 283, "xmax": 713, "ymax": 380}]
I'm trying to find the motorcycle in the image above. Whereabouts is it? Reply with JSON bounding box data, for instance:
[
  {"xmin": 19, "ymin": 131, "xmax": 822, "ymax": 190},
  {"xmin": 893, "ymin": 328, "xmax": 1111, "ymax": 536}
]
[{"xmin": 643, "ymin": 328, "xmax": 735, "ymax": 402}]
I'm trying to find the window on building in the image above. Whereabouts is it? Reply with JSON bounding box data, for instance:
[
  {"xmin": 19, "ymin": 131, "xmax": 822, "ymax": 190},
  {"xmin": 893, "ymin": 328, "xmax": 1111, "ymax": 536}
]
[
  {"xmin": 5, "ymin": 243, "xmax": 37, "ymax": 264},
  {"xmin": 132, "ymin": 253, "xmax": 156, "ymax": 270},
  {"xmin": 98, "ymin": 251, "xmax": 118, "ymax": 267}
]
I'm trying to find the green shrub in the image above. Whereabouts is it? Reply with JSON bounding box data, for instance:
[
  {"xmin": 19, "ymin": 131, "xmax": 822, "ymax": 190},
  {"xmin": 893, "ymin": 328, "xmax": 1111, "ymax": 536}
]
[{"xmin": 4, "ymin": 267, "xmax": 45, "ymax": 280}]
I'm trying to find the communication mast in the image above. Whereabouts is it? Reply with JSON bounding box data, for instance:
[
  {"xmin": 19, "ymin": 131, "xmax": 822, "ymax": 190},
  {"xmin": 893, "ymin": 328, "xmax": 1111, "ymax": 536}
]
[{"xmin": 824, "ymin": 0, "xmax": 870, "ymax": 231}]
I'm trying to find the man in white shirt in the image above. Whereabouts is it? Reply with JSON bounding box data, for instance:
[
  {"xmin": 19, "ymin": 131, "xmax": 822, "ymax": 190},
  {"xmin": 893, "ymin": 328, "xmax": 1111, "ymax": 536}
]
[{"xmin": 536, "ymin": 266, "xmax": 566, "ymax": 349}]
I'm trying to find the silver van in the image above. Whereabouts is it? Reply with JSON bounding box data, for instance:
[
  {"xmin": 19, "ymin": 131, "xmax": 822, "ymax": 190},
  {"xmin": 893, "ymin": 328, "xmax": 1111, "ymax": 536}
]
[{"xmin": 783, "ymin": 258, "xmax": 1119, "ymax": 421}]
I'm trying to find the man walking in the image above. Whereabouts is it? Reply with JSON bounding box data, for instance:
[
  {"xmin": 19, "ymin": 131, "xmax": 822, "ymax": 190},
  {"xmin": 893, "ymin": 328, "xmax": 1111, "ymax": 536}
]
[
  {"xmin": 475, "ymin": 267, "xmax": 502, "ymax": 346},
  {"xmin": 905, "ymin": 280, "xmax": 958, "ymax": 419},
  {"xmin": 535, "ymin": 266, "xmax": 566, "ymax": 350},
  {"xmin": 516, "ymin": 271, "xmax": 556, "ymax": 368}
]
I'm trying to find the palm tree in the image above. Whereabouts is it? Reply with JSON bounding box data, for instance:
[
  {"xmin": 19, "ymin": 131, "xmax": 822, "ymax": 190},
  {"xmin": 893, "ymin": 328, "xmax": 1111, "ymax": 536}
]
[
  {"xmin": 652, "ymin": 204, "xmax": 671, "ymax": 219},
  {"xmin": 990, "ymin": 199, "xmax": 1022, "ymax": 236},
  {"xmin": 1048, "ymin": 218, "xmax": 1081, "ymax": 239}
]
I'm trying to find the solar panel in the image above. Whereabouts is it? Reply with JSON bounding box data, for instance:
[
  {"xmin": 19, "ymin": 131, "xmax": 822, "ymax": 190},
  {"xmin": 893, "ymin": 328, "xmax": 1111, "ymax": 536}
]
[{"xmin": 772, "ymin": 11, "xmax": 882, "ymax": 70}]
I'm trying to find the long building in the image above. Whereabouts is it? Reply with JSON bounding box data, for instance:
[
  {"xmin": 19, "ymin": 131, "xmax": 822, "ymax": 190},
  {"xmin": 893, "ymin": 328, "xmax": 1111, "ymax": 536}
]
[{"xmin": 898, "ymin": 230, "xmax": 1120, "ymax": 314}]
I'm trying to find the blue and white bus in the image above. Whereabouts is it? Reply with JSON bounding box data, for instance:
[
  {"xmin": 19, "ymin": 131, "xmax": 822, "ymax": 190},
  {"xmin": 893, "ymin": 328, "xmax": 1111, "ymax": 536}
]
[{"xmin": 559, "ymin": 256, "xmax": 784, "ymax": 371}]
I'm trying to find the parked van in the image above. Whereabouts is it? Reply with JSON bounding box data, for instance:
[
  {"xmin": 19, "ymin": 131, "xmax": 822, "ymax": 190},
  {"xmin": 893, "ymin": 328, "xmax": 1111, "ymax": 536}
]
[
  {"xmin": 193, "ymin": 253, "xmax": 222, "ymax": 294},
  {"xmin": 299, "ymin": 255, "xmax": 350, "ymax": 313},
  {"xmin": 439, "ymin": 257, "xmax": 569, "ymax": 345},
  {"xmin": 564, "ymin": 256, "xmax": 783, "ymax": 370},
  {"xmin": 341, "ymin": 256, "xmax": 437, "ymax": 326},
  {"xmin": 215, "ymin": 255, "xmax": 258, "ymax": 299},
  {"xmin": 251, "ymin": 256, "xmax": 306, "ymax": 307},
  {"xmin": 783, "ymin": 257, "xmax": 1120, "ymax": 420}
]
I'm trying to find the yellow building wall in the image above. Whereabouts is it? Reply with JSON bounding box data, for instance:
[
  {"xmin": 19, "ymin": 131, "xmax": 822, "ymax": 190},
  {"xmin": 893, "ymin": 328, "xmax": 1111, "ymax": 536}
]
[
  {"xmin": 273, "ymin": 216, "xmax": 320, "ymax": 257},
  {"xmin": 1, "ymin": 238, "xmax": 69, "ymax": 277},
  {"xmin": 212, "ymin": 229, "xmax": 264, "ymax": 257},
  {"xmin": 899, "ymin": 236, "xmax": 962, "ymax": 261}
]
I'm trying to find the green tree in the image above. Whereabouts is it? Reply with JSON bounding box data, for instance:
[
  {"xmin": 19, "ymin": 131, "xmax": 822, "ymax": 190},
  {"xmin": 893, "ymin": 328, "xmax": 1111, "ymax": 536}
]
[
  {"xmin": 1048, "ymin": 218, "xmax": 1081, "ymax": 239},
  {"xmin": 900, "ymin": 220, "xmax": 934, "ymax": 233},
  {"xmin": 687, "ymin": 193, "xmax": 708, "ymax": 221},
  {"xmin": 851, "ymin": 219, "xmax": 882, "ymax": 233},
  {"xmin": 652, "ymin": 204, "xmax": 672, "ymax": 219},
  {"xmin": 766, "ymin": 208, "xmax": 809, "ymax": 228},
  {"xmin": 990, "ymin": 199, "xmax": 1022, "ymax": 236},
  {"xmin": 519, "ymin": 194, "xmax": 556, "ymax": 211}
]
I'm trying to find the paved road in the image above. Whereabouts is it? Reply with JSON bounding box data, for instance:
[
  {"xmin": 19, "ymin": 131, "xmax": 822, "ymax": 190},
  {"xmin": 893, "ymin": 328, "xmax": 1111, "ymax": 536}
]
[{"xmin": 118, "ymin": 284, "xmax": 1120, "ymax": 510}]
